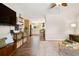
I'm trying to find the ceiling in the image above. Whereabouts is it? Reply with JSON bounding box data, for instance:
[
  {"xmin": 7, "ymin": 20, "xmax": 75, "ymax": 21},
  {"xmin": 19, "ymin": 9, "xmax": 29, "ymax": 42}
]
[
  {"xmin": 4, "ymin": 3, "xmax": 79, "ymax": 20},
  {"xmin": 4, "ymin": 3, "xmax": 49, "ymax": 19}
]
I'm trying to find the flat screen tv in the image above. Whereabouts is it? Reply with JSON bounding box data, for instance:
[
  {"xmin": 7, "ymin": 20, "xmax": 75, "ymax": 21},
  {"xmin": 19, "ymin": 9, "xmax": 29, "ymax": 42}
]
[{"xmin": 0, "ymin": 3, "xmax": 16, "ymax": 26}]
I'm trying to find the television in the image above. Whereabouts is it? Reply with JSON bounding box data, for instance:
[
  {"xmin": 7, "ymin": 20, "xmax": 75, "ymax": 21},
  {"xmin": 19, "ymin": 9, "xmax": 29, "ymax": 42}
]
[{"xmin": 0, "ymin": 3, "xmax": 16, "ymax": 25}]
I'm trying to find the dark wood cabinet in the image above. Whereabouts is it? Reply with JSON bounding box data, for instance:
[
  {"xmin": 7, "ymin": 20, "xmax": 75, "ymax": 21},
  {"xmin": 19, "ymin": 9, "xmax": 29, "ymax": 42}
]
[
  {"xmin": 0, "ymin": 32, "xmax": 27, "ymax": 56},
  {"xmin": 0, "ymin": 43, "xmax": 16, "ymax": 56}
]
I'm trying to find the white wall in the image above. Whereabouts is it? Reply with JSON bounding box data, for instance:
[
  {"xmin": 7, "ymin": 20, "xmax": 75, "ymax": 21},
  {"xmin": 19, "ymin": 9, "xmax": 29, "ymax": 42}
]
[
  {"xmin": 0, "ymin": 26, "xmax": 10, "ymax": 38},
  {"xmin": 75, "ymin": 14, "xmax": 79, "ymax": 33},
  {"xmin": 0, "ymin": 26, "xmax": 15, "ymax": 39},
  {"xmin": 45, "ymin": 14, "xmax": 77, "ymax": 40}
]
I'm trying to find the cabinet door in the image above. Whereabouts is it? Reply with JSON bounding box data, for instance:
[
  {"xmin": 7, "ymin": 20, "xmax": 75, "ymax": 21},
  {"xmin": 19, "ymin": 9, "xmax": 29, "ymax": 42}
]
[
  {"xmin": 0, "ymin": 48, "xmax": 4, "ymax": 56},
  {"xmin": 0, "ymin": 47, "xmax": 7, "ymax": 56},
  {"xmin": 6, "ymin": 45, "xmax": 13, "ymax": 55},
  {"xmin": 0, "ymin": 44, "xmax": 14, "ymax": 56},
  {"xmin": 13, "ymin": 43, "xmax": 16, "ymax": 50}
]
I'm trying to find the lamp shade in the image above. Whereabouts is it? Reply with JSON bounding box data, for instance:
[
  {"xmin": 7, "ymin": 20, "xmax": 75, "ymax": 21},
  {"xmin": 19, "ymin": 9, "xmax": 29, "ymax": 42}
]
[{"xmin": 71, "ymin": 23, "xmax": 77, "ymax": 27}]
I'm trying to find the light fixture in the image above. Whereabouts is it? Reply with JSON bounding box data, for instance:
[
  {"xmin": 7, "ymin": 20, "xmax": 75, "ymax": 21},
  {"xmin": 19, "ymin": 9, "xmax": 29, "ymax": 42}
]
[
  {"xmin": 50, "ymin": 3, "xmax": 68, "ymax": 9},
  {"xmin": 71, "ymin": 23, "xmax": 77, "ymax": 28},
  {"xmin": 56, "ymin": 2, "xmax": 61, "ymax": 6},
  {"xmin": 71, "ymin": 23, "xmax": 77, "ymax": 34}
]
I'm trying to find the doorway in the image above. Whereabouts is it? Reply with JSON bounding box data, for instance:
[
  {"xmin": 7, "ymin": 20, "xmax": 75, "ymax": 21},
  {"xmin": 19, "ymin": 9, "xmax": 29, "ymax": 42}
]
[{"xmin": 31, "ymin": 21, "xmax": 45, "ymax": 41}]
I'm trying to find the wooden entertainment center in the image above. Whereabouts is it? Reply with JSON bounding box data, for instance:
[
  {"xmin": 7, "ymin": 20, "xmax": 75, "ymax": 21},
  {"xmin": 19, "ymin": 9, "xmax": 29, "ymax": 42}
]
[
  {"xmin": 0, "ymin": 32, "xmax": 27, "ymax": 56},
  {"xmin": 0, "ymin": 3, "xmax": 28, "ymax": 56}
]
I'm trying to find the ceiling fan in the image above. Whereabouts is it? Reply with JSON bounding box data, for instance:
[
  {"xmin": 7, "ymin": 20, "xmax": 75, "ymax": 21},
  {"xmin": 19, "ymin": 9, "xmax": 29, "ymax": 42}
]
[{"xmin": 50, "ymin": 3, "xmax": 68, "ymax": 9}]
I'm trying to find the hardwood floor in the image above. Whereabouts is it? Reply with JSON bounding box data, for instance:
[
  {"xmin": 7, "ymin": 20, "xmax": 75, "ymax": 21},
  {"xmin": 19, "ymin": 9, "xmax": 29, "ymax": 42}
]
[
  {"xmin": 12, "ymin": 35, "xmax": 60, "ymax": 56},
  {"xmin": 37, "ymin": 41, "xmax": 59, "ymax": 56},
  {"xmin": 12, "ymin": 35, "xmax": 79, "ymax": 56}
]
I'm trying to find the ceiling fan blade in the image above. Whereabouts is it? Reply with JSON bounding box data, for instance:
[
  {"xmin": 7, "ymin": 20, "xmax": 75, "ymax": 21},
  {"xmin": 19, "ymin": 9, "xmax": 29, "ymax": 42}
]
[
  {"xmin": 50, "ymin": 3, "xmax": 56, "ymax": 8},
  {"xmin": 61, "ymin": 3, "xmax": 68, "ymax": 7}
]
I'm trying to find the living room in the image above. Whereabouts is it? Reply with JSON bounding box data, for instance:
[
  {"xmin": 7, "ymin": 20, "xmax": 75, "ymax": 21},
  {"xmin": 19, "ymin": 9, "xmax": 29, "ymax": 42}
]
[{"xmin": 1, "ymin": 0, "xmax": 79, "ymax": 56}]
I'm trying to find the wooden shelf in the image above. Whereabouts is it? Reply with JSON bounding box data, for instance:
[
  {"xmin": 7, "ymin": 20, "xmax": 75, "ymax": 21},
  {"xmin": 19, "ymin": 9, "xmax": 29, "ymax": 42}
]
[{"xmin": 0, "ymin": 32, "xmax": 27, "ymax": 56}]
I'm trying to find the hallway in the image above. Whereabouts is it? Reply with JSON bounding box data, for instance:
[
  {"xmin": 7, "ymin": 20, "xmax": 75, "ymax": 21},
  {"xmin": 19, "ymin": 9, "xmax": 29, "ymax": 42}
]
[{"xmin": 12, "ymin": 35, "xmax": 59, "ymax": 56}]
